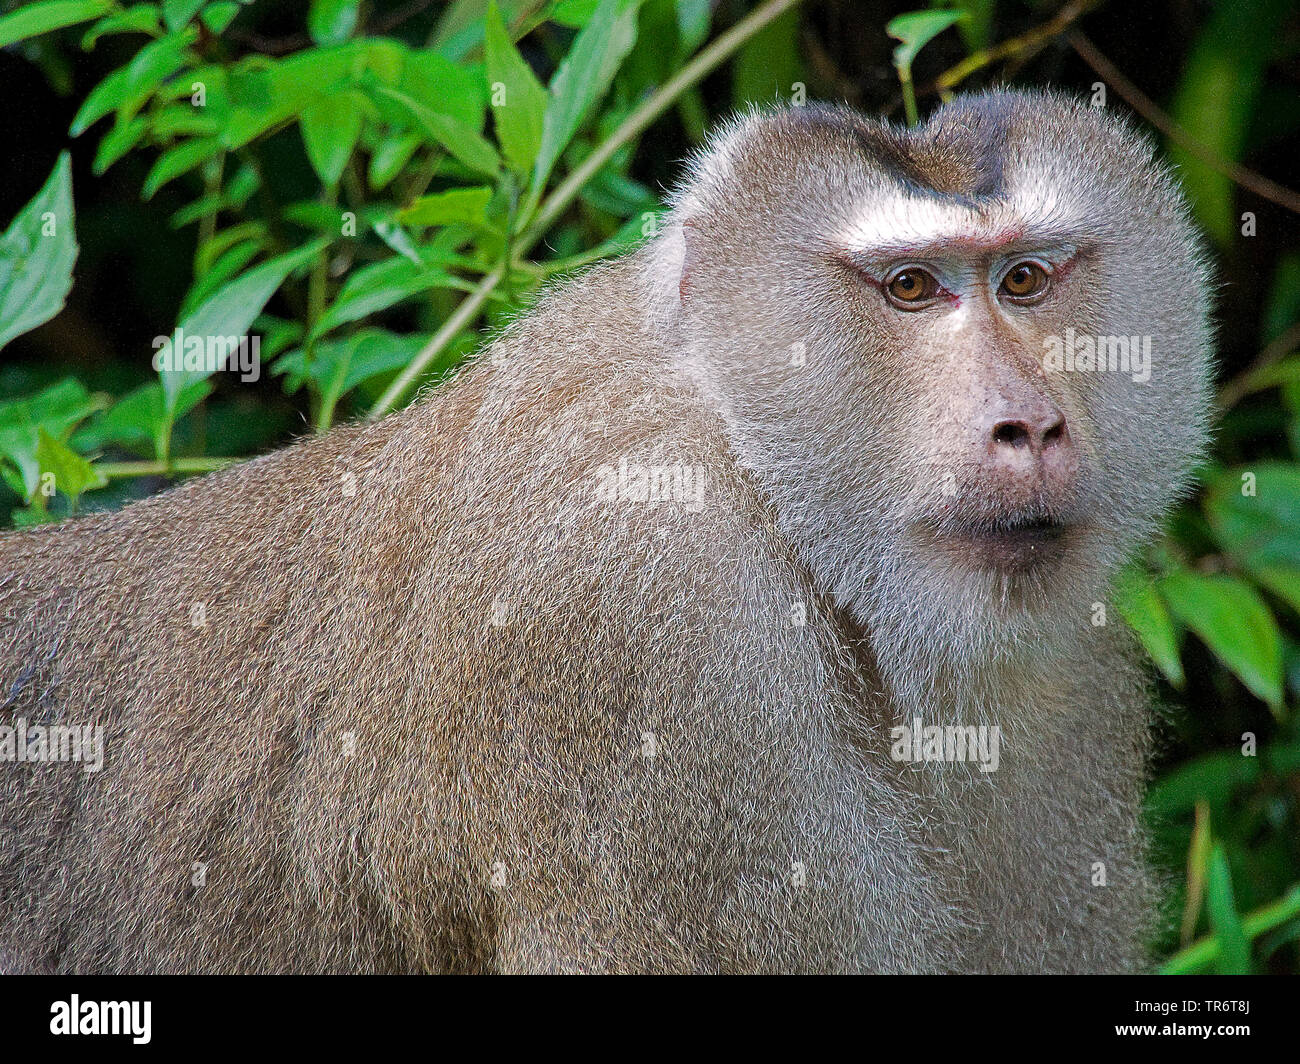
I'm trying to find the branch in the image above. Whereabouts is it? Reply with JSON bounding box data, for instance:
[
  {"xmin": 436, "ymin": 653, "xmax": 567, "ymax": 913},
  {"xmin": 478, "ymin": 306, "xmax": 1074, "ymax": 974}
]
[
  {"xmin": 1217, "ymin": 320, "xmax": 1300, "ymax": 411},
  {"xmin": 932, "ymin": 0, "xmax": 1101, "ymax": 94},
  {"xmin": 1069, "ymin": 31, "xmax": 1300, "ymax": 217}
]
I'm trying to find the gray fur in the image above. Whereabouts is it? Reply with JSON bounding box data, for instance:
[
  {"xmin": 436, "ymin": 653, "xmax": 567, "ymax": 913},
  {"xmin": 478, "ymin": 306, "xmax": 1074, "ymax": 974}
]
[{"xmin": 0, "ymin": 90, "xmax": 1212, "ymax": 973}]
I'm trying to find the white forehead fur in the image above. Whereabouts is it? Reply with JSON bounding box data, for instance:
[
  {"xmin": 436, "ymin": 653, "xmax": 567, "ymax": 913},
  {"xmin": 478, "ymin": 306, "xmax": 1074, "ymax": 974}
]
[
  {"xmin": 645, "ymin": 104, "xmax": 1094, "ymax": 297},
  {"xmin": 835, "ymin": 182, "xmax": 1074, "ymax": 252}
]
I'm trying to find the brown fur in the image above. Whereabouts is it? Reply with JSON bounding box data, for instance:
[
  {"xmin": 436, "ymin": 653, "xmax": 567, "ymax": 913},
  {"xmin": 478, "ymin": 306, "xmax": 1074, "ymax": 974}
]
[{"xmin": 0, "ymin": 91, "xmax": 1212, "ymax": 973}]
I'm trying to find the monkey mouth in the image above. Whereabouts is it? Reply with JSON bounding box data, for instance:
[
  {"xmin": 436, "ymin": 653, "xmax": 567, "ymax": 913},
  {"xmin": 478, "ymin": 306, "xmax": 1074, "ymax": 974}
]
[{"xmin": 923, "ymin": 513, "xmax": 1074, "ymax": 572}]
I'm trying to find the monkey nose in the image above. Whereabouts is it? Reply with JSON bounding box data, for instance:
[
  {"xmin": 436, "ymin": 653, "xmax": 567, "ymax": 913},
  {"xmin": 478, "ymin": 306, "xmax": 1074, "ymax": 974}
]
[
  {"xmin": 981, "ymin": 402, "xmax": 1077, "ymax": 488},
  {"xmin": 989, "ymin": 409, "xmax": 1068, "ymax": 458}
]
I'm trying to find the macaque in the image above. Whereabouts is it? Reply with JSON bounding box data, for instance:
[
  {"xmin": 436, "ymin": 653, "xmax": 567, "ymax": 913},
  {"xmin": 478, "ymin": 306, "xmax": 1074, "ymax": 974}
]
[{"xmin": 0, "ymin": 89, "xmax": 1212, "ymax": 973}]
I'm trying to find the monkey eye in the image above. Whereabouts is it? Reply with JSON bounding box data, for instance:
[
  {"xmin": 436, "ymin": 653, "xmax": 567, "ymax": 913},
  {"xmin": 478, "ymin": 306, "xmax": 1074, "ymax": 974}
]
[
  {"xmin": 1000, "ymin": 261, "xmax": 1051, "ymax": 301},
  {"xmin": 884, "ymin": 267, "xmax": 940, "ymax": 309}
]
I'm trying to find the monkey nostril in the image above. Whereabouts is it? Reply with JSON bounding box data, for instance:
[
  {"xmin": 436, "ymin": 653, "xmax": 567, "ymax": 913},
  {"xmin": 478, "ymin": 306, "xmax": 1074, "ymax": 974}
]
[
  {"xmin": 992, "ymin": 421, "xmax": 1032, "ymax": 448},
  {"xmin": 1042, "ymin": 417, "xmax": 1067, "ymax": 449},
  {"xmin": 991, "ymin": 414, "xmax": 1068, "ymax": 454}
]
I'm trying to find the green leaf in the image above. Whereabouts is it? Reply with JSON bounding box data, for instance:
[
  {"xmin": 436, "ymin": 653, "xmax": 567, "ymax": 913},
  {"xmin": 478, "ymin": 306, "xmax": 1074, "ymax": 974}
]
[
  {"xmin": 195, "ymin": 220, "xmax": 267, "ymax": 275},
  {"xmin": 72, "ymin": 379, "xmax": 212, "ymax": 453},
  {"xmin": 1206, "ymin": 844, "xmax": 1252, "ymax": 974},
  {"xmin": 156, "ymin": 61, "xmax": 230, "ymax": 117},
  {"xmin": 485, "ymin": 0, "xmax": 547, "ymax": 176},
  {"xmin": 283, "ymin": 200, "xmax": 358, "ymax": 234},
  {"xmin": 1182, "ymin": 801, "xmax": 1212, "ymax": 943},
  {"xmin": 309, "ymin": 255, "xmax": 463, "ymax": 340},
  {"xmin": 371, "ymin": 220, "xmax": 424, "ymax": 266},
  {"xmin": 120, "ymin": 33, "xmax": 195, "ymax": 121},
  {"xmin": 433, "ymin": 0, "xmax": 534, "ymax": 60},
  {"xmin": 362, "ymin": 37, "xmax": 405, "ymax": 86},
  {"xmin": 731, "ymin": 5, "xmax": 802, "ymax": 107},
  {"xmin": 398, "ymin": 187, "xmax": 493, "ymax": 228},
  {"xmin": 1115, "ymin": 566, "xmax": 1185, "ymax": 687},
  {"xmin": 201, "ymin": 2, "xmax": 241, "ymax": 33},
  {"xmin": 621, "ymin": 0, "xmax": 706, "ymax": 91},
  {"xmin": 885, "ymin": 10, "xmax": 966, "ymax": 71},
  {"xmin": 368, "ymin": 130, "xmax": 423, "ymax": 191},
  {"xmin": 82, "ymin": 5, "xmax": 162, "ymax": 49},
  {"xmin": 35, "ymin": 427, "xmax": 107, "ymax": 504},
  {"xmin": 1206, "ymin": 464, "xmax": 1300, "ymax": 574},
  {"xmin": 142, "ymin": 138, "xmax": 223, "ymax": 198},
  {"xmin": 0, "ymin": 380, "xmax": 105, "ymax": 499},
  {"xmin": 531, "ymin": 0, "xmax": 642, "ymax": 199},
  {"xmin": 222, "ymin": 47, "xmax": 361, "ymax": 150},
  {"xmin": 550, "ymin": 0, "xmax": 601, "ymax": 26},
  {"xmin": 274, "ymin": 329, "xmax": 428, "ymax": 403},
  {"xmin": 69, "ymin": 66, "xmax": 130, "ymax": 137},
  {"xmin": 0, "ymin": 153, "xmax": 77, "ymax": 353},
  {"xmin": 171, "ymin": 164, "xmax": 258, "ymax": 229},
  {"xmin": 954, "ymin": 0, "xmax": 994, "ymax": 52},
  {"xmin": 578, "ymin": 164, "xmax": 654, "ymax": 217},
  {"xmin": 385, "ymin": 48, "xmax": 484, "ymax": 129},
  {"xmin": 70, "ymin": 31, "xmax": 193, "ymax": 135},
  {"xmin": 1159, "ymin": 879, "xmax": 1300, "ymax": 967},
  {"xmin": 369, "ymin": 85, "xmax": 500, "ymax": 178},
  {"xmin": 251, "ymin": 314, "xmax": 304, "ymax": 360},
  {"xmin": 674, "ymin": 0, "xmax": 711, "ymax": 55},
  {"xmin": 162, "ymin": 0, "xmax": 205, "ymax": 30},
  {"xmin": 0, "ymin": 0, "xmax": 110, "ymax": 48},
  {"xmin": 181, "ymin": 240, "xmax": 265, "ymax": 319},
  {"xmin": 72, "ymin": 382, "xmax": 163, "ymax": 451},
  {"xmin": 300, "ymin": 91, "xmax": 364, "ymax": 188},
  {"xmin": 92, "ymin": 114, "xmax": 150, "ymax": 173},
  {"xmin": 161, "ymin": 240, "xmax": 326, "ymax": 412},
  {"xmin": 1205, "ymin": 461, "xmax": 1300, "ymax": 618},
  {"xmin": 1147, "ymin": 751, "xmax": 1260, "ymax": 820},
  {"xmin": 1159, "ymin": 571, "xmax": 1285, "ymax": 716},
  {"xmin": 150, "ymin": 104, "xmax": 222, "ymax": 139},
  {"xmin": 309, "ymin": 0, "xmax": 359, "ymax": 45},
  {"xmin": 0, "ymin": 380, "xmax": 102, "ymax": 434},
  {"xmin": 1249, "ymin": 566, "xmax": 1300, "ymax": 616},
  {"xmin": 335, "ymin": 331, "xmax": 430, "ymax": 394}
]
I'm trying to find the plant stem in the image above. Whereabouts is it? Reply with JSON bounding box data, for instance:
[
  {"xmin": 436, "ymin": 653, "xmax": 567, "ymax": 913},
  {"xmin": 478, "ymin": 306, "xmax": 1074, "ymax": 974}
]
[
  {"xmin": 369, "ymin": 264, "xmax": 506, "ymax": 416},
  {"xmin": 898, "ymin": 65, "xmax": 917, "ymax": 126},
  {"xmin": 526, "ymin": 0, "xmax": 806, "ymax": 248},
  {"xmin": 307, "ymin": 185, "xmax": 337, "ymax": 433},
  {"xmin": 97, "ymin": 457, "xmax": 238, "ymax": 479},
  {"xmin": 197, "ymin": 152, "xmax": 224, "ymax": 267},
  {"xmin": 1069, "ymin": 30, "xmax": 1300, "ymax": 219},
  {"xmin": 1217, "ymin": 321, "xmax": 1300, "ymax": 411}
]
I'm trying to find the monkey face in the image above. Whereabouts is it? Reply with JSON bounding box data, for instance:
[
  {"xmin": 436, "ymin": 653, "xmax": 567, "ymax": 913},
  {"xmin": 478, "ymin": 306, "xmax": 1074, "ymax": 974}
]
[{"xmin": 660, "ymin": 90, "xmax": 1213, "ymax": 668}]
